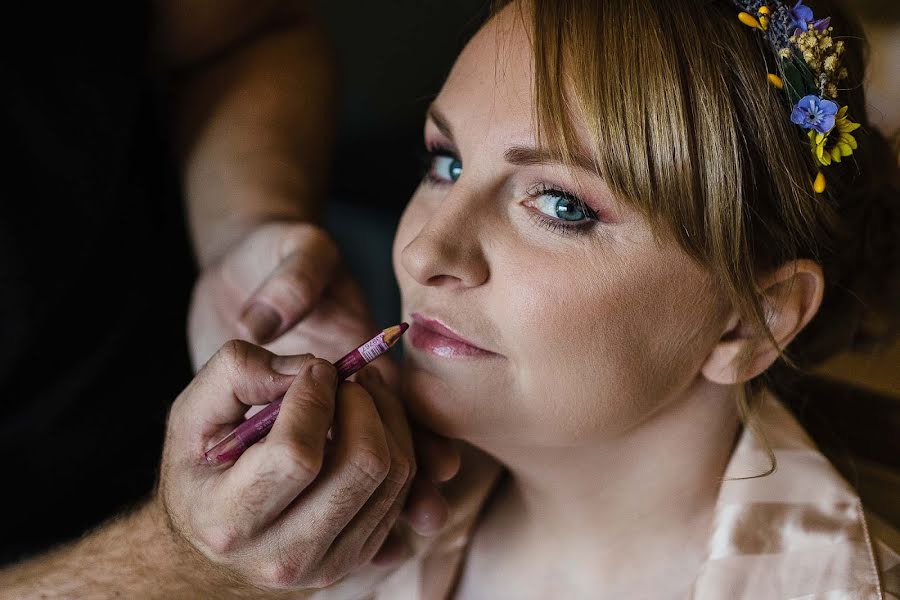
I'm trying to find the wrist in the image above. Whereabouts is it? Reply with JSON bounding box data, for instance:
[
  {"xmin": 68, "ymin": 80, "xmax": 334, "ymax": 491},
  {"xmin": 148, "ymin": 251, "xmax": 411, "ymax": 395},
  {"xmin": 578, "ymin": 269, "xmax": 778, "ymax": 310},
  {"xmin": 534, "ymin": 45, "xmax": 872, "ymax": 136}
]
[
  {"xmin": 146, "ymin": 498, "xmax": 318, "ymax": 599},
  {"xmin": 137, "ymin": 499, "xmax": 249, "ymax": 597},
  {"xmin": 0, "ymin": 498, "xmax": 260, "ymax": 600}
]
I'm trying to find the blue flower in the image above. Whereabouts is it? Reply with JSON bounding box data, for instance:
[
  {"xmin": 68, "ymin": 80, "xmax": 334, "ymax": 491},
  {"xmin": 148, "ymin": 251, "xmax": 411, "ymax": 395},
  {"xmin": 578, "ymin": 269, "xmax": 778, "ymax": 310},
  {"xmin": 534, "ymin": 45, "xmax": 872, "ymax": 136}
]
[
  {"xmin": 790, "ymin": 0, "xmax": 814, "ymax": 31},
  {"xmin": 791, "ymin": 95, "xmax": 839, "ymax": 133},
  {"xmin": 812, "ymin": 17, "xmax": 831, "ymax": 32}
]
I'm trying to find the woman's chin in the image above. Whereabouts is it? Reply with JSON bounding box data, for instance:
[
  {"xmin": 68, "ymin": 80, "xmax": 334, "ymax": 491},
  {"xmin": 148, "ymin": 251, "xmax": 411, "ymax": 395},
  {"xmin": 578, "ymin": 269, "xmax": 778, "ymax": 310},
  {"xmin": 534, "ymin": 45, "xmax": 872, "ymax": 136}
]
[{"xmin": 399, "ymin": 365, "xmax": 489, "ymax": 440}]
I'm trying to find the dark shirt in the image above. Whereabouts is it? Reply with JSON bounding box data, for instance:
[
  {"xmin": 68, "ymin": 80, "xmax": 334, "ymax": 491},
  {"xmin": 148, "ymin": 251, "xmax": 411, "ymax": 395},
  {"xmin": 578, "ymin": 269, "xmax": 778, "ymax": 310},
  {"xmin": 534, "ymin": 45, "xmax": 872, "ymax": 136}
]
[
  {"xmin": 0, "ymin": 3, "xmax": 194, "ymax": 564},
  {"xmin": 0, "ymin": 0, "xmax": 486, "ymax": 566}
]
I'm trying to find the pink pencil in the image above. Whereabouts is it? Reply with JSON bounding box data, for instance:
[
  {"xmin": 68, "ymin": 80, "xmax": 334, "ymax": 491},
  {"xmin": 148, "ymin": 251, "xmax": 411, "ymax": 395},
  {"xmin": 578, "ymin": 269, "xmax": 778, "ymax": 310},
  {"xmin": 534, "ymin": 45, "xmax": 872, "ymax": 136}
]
[{"xmin": 204, "ymin": 323, "xmax": 408, "ymax": 466}]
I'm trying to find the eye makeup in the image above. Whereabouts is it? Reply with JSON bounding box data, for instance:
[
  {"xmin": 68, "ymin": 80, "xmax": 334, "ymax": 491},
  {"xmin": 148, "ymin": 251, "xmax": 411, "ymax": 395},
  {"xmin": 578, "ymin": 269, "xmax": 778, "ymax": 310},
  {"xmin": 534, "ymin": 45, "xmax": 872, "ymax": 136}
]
[
  {"xmin": 420, "ymin": 145, "xmax": 461, "ymax": 186},
  {"xmin": 523, "ymin": 183, "xmax": 600, "ymax": 236},
  {"xmin": 419, "ymin": 152, "xmax": 604, "ymax": 233}
]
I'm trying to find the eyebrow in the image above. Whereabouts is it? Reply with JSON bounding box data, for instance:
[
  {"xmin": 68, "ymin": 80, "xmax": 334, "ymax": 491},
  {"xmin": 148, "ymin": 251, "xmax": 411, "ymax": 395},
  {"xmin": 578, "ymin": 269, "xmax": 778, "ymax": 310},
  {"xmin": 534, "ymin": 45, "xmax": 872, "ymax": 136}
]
[
  {"xmin": 427, "ymin": 104, "xmax": 600, "ymax": 175},
  {"xmin": 504, "ymin": 146, "xmax": 599, "ymax": 176},
  {"xmin": 427, "ymin": 105, "xmax": 455, "ymax": 142}
]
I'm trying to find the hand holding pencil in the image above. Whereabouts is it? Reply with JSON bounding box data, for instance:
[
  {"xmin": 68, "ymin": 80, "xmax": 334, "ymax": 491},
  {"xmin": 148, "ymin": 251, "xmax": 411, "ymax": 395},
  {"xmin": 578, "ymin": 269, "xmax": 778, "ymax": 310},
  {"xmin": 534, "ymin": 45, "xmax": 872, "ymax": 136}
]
[
  {"xmin": 156, "ymin": 330, "xmax": 457, "ymax": 593},
  {"xmin": 204, "ymin": 323, "xmax": 409, "ymax": 465}
]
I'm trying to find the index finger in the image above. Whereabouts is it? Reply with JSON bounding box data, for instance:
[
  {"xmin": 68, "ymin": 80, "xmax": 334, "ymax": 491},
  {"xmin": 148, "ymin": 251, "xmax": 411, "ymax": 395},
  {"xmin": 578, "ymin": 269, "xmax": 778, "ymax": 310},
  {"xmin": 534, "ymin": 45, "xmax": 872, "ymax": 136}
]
[
  {"xmin": 214, "ymin": 358, "xmax": 339, "ymax": 534},
  {"xmin": 169, "ymin": 341, "xmax": 311, "ymax": 451}
]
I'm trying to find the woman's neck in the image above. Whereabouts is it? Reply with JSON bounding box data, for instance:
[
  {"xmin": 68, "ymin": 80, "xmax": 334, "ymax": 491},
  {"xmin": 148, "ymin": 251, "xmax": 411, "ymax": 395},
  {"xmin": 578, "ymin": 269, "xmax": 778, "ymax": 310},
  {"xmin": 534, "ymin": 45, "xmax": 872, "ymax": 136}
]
[{"xmin": 456, "ymin": 379, "xmax": 741, "ymax": 599}]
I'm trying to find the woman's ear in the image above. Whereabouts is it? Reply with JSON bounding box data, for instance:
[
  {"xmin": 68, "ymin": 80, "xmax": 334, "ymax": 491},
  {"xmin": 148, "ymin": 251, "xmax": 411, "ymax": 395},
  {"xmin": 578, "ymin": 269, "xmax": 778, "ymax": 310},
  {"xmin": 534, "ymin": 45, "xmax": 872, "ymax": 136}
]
[{"xmin": 701, "ymin": 259, "xmax": 825, "ymax": 385}]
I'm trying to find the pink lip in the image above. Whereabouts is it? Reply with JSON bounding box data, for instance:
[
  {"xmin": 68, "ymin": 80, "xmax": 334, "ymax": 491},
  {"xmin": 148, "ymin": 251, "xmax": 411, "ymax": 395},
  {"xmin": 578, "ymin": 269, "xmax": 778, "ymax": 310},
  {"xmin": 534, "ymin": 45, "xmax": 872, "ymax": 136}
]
[{"xmin": 409, "ymin": 313, "xmax": 495, "ymax": 358}]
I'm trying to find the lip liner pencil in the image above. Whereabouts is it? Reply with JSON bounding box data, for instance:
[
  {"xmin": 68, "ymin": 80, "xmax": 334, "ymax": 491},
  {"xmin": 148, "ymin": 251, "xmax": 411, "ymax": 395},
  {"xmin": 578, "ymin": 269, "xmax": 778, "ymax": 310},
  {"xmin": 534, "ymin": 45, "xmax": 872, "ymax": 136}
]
[{"xmin": 204, "ymin": 323, "xmax": 409, "ymax": 466}]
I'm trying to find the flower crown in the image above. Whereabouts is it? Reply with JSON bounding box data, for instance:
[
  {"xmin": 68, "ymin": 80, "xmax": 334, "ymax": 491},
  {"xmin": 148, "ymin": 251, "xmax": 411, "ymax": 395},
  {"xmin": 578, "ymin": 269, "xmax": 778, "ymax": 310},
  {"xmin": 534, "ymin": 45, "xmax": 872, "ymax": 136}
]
[{"xmin": 729, "ymin": 0, "xmax": 860, "ymax": 193}]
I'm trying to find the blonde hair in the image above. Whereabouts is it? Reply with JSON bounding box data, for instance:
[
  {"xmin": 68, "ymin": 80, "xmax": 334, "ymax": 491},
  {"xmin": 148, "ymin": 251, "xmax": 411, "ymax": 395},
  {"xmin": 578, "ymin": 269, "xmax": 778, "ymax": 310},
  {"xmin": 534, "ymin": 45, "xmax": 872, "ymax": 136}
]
[{"xmin": 494, "ymin": 0, "xmax": 899, "ymax": 476}]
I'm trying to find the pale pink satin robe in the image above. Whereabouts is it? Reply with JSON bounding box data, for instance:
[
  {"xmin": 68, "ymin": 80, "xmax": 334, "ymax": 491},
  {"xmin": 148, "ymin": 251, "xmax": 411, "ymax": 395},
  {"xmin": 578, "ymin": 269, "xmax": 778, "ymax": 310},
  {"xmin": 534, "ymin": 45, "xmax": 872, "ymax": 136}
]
[{"xmin": 373, "ymin": 390, "xmax": 900, "ymax": 599}]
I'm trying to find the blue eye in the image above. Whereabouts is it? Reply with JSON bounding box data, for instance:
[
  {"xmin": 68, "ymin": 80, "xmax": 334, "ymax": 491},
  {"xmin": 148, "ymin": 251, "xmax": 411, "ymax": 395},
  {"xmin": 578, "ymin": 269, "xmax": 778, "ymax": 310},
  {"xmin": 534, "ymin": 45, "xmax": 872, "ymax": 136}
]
[
  {"xmin": 428, "ymin": 153, "xmax": 462, "ymax": 183},
  {"xmin": 532, "ymin": 191, "xmax": 592, "ymax": 222}
]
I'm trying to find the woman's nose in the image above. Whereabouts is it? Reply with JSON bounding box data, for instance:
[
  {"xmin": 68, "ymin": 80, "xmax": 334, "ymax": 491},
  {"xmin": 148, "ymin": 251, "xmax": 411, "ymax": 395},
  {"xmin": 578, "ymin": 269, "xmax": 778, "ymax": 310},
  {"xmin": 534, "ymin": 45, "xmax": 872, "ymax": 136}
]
[{"xmin": 400, "ymin": 201, "xmax": 490, "ymax": 289}]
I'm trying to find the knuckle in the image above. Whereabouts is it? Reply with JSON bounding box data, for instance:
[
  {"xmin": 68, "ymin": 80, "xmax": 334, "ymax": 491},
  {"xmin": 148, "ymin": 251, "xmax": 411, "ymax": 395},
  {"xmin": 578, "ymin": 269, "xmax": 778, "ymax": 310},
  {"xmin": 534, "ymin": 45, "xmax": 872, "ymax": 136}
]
[
  {"xmin": 358, "ymin": 523, "xmax": 391, "ymax": 564},
  {"xmin": 279, "ymin": 270, "xmax": 315, "ymax": 308},
  {"xmin": 311, "ymin": 561, "xmax": 350, "ymax": 588},
  {"xmin": 216, "ymin": 339, "xmax": 253, "ymax": 373},
  {"xmin": 348, "ymin": 442, "xmax": 391, "ymax": 487},
  {"xmin": 388, "ymin": 452, "xmax": 413, "ymax": 487},
  {"xmin": 278, "ymin": 222, "xmax": 325, "ymax": 253},
  {"xmin": 202, "ymin": 525, "xmax": 242, "ymax": 556},
  {"xmin": 270, "ymin": 440, "xmax": 322, "ymax": 484},
  {"xmin": 298, "ymin": 224, "xmax": 338, "ymax": 256},
  {"xmin": 293, "ymin": 386, "xmax": 333, "ymax": 416},
  {"xmin": 261, "ymin": 558, "xmax": 306, "ymax": 590}
]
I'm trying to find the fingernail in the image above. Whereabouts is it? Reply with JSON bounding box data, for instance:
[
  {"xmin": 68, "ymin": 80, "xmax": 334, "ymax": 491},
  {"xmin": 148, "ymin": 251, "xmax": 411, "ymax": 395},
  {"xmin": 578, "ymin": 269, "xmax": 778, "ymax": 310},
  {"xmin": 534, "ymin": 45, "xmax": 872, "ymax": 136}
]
[
  {"xmin": 239, "ymin": 302, "xmax": 281, "ymax": 343},
  {"xmin": 413, "ymin": 513, "xmax": 442, "ymax": 537},
  {"xmin": 410, "ymin": 503, "xmax": 448, "ymax": 537},
  {"xmin": 311, "ymin": 362, "xmax": 336, "ymax": 386}
]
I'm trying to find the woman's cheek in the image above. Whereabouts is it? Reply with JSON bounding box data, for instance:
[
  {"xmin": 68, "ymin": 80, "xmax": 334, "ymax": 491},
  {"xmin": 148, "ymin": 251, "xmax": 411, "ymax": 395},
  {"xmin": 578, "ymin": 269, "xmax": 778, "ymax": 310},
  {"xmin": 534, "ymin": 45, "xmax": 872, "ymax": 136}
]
[
  {"xmin": 498, "ymin": 249, "xmax": 670, "ymax": 443},
  {"xmin": 491, "ymin": 265, "xmax": 602, "ymax": 436}
]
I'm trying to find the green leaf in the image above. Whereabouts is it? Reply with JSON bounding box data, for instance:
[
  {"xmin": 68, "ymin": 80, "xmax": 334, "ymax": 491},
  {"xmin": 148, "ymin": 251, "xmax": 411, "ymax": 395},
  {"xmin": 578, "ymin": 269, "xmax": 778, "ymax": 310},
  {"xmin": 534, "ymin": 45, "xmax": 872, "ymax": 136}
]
[{"xmin": 779, "ymin": 50, "xmax": 818, "ymax": 107}]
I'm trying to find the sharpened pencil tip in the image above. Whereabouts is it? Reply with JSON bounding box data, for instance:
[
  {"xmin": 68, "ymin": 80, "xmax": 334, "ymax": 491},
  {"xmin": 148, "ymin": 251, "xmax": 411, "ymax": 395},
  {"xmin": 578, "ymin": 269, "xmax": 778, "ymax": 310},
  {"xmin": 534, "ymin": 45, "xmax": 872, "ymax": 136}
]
[{"xmin": 383, "ymin": 322, "xmax": 409, "ymax": 346}]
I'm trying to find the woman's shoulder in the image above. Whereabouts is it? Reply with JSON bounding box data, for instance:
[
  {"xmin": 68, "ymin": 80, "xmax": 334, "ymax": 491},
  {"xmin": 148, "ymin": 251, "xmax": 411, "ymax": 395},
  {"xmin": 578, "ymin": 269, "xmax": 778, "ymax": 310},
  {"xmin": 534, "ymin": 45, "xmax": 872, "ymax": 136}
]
[
  {"xmin": 768, "ymin": 380, "xmax": 900, "ymax": 598},
  {"xmin": 691, "ymin": 391, "xmax": 897, "ymax": 599}
]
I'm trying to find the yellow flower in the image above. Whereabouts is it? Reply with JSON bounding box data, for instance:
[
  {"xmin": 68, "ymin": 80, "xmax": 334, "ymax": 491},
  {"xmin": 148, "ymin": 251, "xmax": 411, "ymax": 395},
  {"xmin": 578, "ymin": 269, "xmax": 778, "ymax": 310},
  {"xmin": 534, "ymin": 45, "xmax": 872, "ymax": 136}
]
[{"xmin": 808, "ymin": 105, "xmax": 860, "ymax": 166}]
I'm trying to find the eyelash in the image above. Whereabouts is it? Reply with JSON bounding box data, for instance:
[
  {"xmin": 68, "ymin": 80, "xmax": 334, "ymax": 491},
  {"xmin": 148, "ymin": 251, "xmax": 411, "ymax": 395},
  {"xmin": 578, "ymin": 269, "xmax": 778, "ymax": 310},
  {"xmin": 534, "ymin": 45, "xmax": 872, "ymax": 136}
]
[
  {"xmin": 525, "ymin": 184, "xmax": 599, "ymax": 237},
  {"xmin": 420, "ymin": 145, "xmax": 456, "ymax": 186},
  {"xmin": 419, "ymin": 147, "xmax": 600, "ymax": 237}
]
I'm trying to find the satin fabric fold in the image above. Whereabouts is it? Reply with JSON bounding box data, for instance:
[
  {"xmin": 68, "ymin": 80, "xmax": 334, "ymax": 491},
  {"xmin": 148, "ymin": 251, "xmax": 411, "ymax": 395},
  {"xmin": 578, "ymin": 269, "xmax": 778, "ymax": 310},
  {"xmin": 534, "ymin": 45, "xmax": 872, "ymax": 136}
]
[
  {"xmin": 692, "ymin": 392, "xmax": 897, "ymax": 599},
  {"xmin": 373, "ymin": 391, "xmax": 900, "ymax": 598}
]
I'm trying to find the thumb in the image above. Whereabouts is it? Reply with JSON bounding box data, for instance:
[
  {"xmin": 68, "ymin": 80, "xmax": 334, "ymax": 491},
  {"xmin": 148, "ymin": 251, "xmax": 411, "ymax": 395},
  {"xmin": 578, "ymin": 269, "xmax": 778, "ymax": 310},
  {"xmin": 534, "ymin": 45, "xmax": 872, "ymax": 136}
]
[{"xmin": 239, "ymin": 227, "xmax": 339, "ymax": 344}]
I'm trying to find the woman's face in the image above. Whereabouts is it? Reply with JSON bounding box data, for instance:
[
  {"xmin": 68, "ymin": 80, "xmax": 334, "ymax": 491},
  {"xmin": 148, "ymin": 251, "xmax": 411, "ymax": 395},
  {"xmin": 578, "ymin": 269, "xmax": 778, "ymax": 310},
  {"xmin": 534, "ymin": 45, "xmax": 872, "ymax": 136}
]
[{"xmin": 392, "ymin": 8, "xmax": 730, "ymax": 447}]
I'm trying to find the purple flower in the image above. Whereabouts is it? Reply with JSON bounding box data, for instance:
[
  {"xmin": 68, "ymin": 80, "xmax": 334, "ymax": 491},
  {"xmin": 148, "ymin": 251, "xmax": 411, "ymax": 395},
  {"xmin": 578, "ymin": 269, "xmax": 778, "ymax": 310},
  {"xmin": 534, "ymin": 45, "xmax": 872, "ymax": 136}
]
[
  {"xmin": 790, "ymin": 0, "xmax": 814, "ymax": 31},
  {"xmin": 791, "ymin": 95, "xmax": 838, "ymax": 133},
  {"xmin": 812, "ymin": 17, "xmax": 831, "ymax": 32}
]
